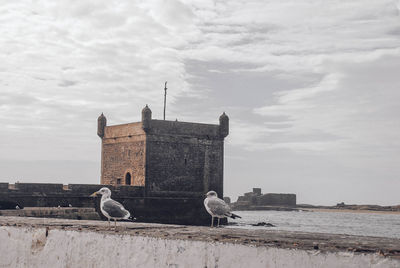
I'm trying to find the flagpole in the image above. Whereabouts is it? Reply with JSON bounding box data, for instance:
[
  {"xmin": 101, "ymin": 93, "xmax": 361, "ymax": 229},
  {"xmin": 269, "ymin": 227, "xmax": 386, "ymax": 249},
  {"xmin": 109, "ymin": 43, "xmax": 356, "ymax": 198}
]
[{"xmin": 163, "ymin": 81, "xmax": 167, "ymax": 120}]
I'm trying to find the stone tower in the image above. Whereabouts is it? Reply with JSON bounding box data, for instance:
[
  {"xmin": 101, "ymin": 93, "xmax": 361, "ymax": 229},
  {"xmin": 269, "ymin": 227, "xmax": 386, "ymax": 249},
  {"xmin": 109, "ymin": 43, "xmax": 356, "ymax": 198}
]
[{"xmin": 97, "ymin": 106, "xmax": 229, "ymax": 197}]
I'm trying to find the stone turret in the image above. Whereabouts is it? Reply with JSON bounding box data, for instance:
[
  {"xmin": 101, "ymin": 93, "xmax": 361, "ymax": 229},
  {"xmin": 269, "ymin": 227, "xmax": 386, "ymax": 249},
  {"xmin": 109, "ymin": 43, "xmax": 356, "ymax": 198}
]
[
  {"xmin": 97, "ymin": 113, "xmax": 107, "ymax": 138},
  {"xmin": 141, "ymin": 105, "xmax": 152, "ymax": 132},
  {"xmin": 219, "ymin": 112, "xmax": 229, "ymax": 138}
]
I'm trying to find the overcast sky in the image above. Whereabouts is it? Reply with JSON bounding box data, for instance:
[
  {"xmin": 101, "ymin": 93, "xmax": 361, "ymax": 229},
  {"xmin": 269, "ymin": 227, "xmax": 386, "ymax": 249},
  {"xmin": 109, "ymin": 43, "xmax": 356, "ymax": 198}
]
[{"xmin": 1, "ymin": 0, "xmax": 399, "ymax": 205}]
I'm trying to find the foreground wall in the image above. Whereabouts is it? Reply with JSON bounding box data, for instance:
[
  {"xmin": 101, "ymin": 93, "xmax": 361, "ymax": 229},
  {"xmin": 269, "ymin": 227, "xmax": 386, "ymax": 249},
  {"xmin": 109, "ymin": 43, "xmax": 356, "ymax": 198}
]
[
  {"xmin": 1, "ymin": 226, "xmax": 398, "ymax": 268},
  {"xmin": 0, "ymin": 217, "xmax": 399, "ymax": 268}
]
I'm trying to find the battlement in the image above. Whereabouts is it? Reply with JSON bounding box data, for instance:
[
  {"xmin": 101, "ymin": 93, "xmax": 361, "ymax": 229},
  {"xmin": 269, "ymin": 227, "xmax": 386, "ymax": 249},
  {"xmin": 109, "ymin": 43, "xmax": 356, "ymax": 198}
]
[
  {"xmin": 101, "ymin": 119, "xmax": 225, "ymax": 140},
  {"xmin": 147, "ymin": 120, "xmax": 221, "ymax": 139},
  {"xmin": 104, "ymin": 122, "xmax": 145, "ymax": 139}
]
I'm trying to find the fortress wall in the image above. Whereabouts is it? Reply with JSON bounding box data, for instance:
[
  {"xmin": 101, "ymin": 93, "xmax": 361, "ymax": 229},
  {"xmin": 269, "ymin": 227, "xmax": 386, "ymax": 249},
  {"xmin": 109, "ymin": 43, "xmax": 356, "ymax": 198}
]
[
  {"xmin": 146, "ymin": 135, "xmax": 224, "ymax": 196},
  {"xmin": 67, "ymin": 184, "xmax": 114, "ymax": 194},
  {"xmin": 0, "ymin": 183, "xmax": 209, "ymax": 225},
  {"xmin": 145, "ymin": 136, "xmax": 207, "ymax": 193},
  {"xmin": 13, "ymin": 183, "xmax": 64, "ymax": 192},
  {"xmin": 0, "ymin": 183, "xmax": 145, "ymax": 211},
  {"xmin": 0, "ymin": 207, "xmax": 100, "ymax": 220},
  {"xmin": 0, "ymin": 183, "xmax": 9, "ymax": 190},
  {"xmin": 0, "ymin": 183, "xmax": 109, "ymax": 209},
  {"xmin": 101, "ymin": 122, "xmax": 146, "ymax": 186},
  {"xmin": 0, "ymin": 183, "xmax": 145, "ymax": 196},
  {"xmin": 145, "ymin": 119, "xmax": 224, "ymax": 196},
  {"xmin": 101, "ymin": 137, "xmax": 146, "ymax": 186}
]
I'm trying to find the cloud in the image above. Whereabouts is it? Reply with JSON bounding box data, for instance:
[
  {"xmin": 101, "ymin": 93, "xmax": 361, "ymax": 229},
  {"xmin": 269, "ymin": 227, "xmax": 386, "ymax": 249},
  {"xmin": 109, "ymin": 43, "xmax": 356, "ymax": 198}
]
[
  {"xmin": 0, "ymin": 0, "xmax": 197, "ymax": 161},
  {"xmin": 179, "ymin": 0, "xmax": 400, "ymax": 74},
  {"xmin": 252, "ymin": 52, "xmax": 400, "ymax": 155},
  {"xmin": 174, "ymin": 0, "xmax": 400, "ymax": 158},
  {"xmin": 1, "ymin": 0, "xmax": 399, "ymax": 204}
]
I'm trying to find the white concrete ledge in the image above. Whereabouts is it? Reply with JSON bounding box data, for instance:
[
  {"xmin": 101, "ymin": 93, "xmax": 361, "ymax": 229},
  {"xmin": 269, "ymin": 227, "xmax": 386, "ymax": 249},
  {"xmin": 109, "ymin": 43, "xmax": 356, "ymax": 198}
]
[{"xmin": 0, "ymin": 216, "xmax": 399, "ymax": 268}]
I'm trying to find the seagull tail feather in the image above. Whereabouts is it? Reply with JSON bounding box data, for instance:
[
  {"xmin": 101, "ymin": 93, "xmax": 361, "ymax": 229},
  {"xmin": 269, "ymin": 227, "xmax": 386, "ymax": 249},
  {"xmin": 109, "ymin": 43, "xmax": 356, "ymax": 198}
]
[{"xmin": 230, "ymin": 213, "xmax": 241, "ymax": 219}]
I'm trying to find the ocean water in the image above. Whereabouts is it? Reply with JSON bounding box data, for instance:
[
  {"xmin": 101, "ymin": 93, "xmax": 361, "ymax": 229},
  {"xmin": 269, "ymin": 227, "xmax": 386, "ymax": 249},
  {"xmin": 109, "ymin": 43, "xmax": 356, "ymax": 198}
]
[{"xmin": 228, "ymin": 210, "xmax": 400, "ymax": 239}]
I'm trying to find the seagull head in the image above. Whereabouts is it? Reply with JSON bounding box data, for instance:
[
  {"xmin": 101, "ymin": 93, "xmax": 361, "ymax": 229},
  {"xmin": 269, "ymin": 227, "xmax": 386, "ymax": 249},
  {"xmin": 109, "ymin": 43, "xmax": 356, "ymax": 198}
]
[
  {"xmin": 90, "ymin": 187, "xmax": 111, "ymax": 198},
  {"xmin": 205, "ymin": 190, "xmax": 218, "ymax": 198}
]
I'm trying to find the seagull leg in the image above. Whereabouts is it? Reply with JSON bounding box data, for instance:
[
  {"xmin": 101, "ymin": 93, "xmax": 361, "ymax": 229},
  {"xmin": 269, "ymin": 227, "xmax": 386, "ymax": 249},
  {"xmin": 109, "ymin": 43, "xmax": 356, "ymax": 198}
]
[
  {"xmin": 217, "ymin": 218, "xmax": 220, "ymax": 227},
  {"xmin": 108, "ymin": 219, "xmax": 110, "ymax": 229},
  {"xmin": 211, "ymin": 216, "xmax": 214, "ymax": 227},
  {"xmin": 114, "ymin": 219, "xmax": 117, "ymax": 231}
]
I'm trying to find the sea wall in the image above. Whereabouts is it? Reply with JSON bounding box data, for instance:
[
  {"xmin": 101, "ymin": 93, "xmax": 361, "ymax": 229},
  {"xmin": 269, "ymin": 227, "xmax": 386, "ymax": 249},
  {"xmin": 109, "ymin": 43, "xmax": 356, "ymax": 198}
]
[
  {"xmin": 0, "ymin": 182, "xmax": 209, "ymax": 225},
  {"xmin": 0, "ymin": 217, "xmax": 399, "ymax": 268},
  {"xmin": 0, "ymin": 207, "xmax": 100, "ymax": 220}
]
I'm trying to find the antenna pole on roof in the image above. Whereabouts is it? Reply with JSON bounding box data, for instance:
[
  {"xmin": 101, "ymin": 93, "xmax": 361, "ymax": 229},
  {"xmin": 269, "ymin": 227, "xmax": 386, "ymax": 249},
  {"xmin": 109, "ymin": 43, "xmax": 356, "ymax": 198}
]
[{"xmin": 163, "ymin": 81, "xmax": 167, "ymax": 120}]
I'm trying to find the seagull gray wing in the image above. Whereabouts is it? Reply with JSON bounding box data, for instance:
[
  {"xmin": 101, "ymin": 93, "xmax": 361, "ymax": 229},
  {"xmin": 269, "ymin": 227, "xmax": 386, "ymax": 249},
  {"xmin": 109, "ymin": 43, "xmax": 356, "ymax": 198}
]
[
  {"xmin": 206, "ymin": 198, "xmax": 231, "ymax": 217},
  {"xmin": 102, "ymin": 199, "xmax": 129, "ymax": 218}
]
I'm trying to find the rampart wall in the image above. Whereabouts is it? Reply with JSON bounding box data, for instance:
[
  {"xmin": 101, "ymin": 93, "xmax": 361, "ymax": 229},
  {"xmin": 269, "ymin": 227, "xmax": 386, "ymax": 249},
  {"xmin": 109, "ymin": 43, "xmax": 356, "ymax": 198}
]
[{"xmin": 0, "ymin": 183, "xmax": 210, "ymax": 225}]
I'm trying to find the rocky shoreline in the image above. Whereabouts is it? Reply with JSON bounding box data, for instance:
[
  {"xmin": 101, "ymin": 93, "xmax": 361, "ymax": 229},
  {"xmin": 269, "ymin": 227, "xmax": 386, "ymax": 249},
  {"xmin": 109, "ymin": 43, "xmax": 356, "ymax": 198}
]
[
  {"xmin": 229, "ymin": 204, "xmax": 400, "ymax": 213},
  {"xmin": 297, "ymin": 204, "xmax": 400, "ymax": 213}
]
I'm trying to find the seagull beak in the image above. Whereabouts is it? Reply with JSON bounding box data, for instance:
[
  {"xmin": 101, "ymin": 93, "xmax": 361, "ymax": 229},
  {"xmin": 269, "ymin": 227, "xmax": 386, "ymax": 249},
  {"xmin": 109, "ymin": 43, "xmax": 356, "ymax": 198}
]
[{"xmin": 90, "ymin": 191, "xmax": 98, "ymax": 197}]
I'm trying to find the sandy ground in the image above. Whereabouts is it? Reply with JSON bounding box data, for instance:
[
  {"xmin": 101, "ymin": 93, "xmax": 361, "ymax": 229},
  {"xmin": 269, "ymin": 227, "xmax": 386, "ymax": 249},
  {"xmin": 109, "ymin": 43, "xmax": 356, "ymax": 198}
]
[{"xmin": 302, "ymin": 208, "xmax": 400, "ymax": 215}]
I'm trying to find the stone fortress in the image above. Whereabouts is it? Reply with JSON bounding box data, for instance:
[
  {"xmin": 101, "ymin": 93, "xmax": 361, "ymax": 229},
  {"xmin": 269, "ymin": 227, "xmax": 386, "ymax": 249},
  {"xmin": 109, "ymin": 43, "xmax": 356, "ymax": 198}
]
[
  {"xmin": 0, "ymin": 106, "xmax": 229, "ymax": 225},
  {"xmin": 98, "ymin": 105, "xmax": 228, "ymax": 198}
]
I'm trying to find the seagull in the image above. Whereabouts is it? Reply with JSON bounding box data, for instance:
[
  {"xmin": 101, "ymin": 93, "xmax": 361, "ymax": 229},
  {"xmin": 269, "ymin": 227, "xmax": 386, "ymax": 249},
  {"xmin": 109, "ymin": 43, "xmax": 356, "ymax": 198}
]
[
  {"xmin": 204, "ymin": 190, "xmax": 241, "ymax": 227},
  {"xmin": 90, "ymin": 187, "xmax": 132, "ymax": 229}
]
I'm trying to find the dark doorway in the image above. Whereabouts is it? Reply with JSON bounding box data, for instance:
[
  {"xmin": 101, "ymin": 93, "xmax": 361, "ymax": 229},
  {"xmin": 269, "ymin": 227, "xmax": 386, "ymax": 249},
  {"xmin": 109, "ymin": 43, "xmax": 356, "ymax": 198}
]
[{"xmin": 125, "ymin": 173, "xmax": 131, "ymax": 185}]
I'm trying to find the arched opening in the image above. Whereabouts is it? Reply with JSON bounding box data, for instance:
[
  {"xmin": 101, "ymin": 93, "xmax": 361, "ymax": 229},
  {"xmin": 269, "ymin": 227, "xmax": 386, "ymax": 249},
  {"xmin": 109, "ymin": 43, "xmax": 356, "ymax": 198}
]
[{"xmin": 125, "ymin": 172, "xmax": 131, "ymax": 185}]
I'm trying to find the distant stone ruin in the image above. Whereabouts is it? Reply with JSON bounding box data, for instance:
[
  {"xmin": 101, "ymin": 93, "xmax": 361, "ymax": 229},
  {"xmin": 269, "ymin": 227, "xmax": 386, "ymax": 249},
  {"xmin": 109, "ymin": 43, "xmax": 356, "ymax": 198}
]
[{"xmin": 232, "ymin": 188, "xmax": 296, "ymax": 210}]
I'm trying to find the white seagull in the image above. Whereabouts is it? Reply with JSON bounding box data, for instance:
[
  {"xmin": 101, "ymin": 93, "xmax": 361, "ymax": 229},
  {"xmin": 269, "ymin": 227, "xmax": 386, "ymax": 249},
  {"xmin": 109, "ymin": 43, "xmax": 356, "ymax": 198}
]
[
  {"xmin": 204, "ymin": 190, "xmax": 241, "ymax": 227},
  {"xmin": 90, "ymin": 187, "xmax": 132, "ymax": 229}
]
